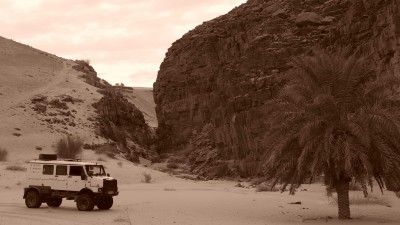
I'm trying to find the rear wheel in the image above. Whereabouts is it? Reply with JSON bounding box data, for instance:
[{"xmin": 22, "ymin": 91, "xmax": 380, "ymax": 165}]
[
  {"xmin": 96, "ymin": 196, "xmax": 113, "ymax": 210},
  {"xmin": 46, "ymin": 198, "xmax": 62, "ymax": 207},
  {"xmin": 76, "ymin": 194, "xmax": 95, "ymax": 211},
  {"xmin": 25, "ymin": 190, "xmax": 42, "ymax": 208}
]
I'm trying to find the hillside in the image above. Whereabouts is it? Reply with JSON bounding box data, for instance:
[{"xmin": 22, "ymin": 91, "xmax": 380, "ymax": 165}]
[
  {"xmin": 118, "ymin": 87, "xmax": 158, "ymax": 128},
  {"xmin": 0, "ymin": 36, "xmax": 153, "ymax": 162},
  {"xmin": 154, "ymin": 0, "xmax": 400, "ymax": 176}
]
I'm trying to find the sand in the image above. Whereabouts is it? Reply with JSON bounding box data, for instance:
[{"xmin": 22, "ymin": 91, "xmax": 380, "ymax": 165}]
[{"xmin": 1, "ymin": 153, "xmax": 400, "ymax": 225}]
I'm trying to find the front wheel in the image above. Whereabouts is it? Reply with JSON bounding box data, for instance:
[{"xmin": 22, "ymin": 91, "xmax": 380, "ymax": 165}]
[
  {"xmin": 97, "ymin": 196, "xmax": 113, "ymax": 210},
  {"xmin": 25, "ymin": 190, "xmax": 42, "ymax": 208},
  {"xmin": 76, "ymin": 194, "xmax": 95, "ymax": 211},
  {"xmin": 46, "ymin": 198, "xmax": 62, "ymax": 207}
]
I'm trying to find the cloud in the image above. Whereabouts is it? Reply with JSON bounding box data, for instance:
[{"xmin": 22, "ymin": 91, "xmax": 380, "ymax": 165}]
[{"xmin": 0, "ymin": 0, "xmax": 246, "ymax": 87}]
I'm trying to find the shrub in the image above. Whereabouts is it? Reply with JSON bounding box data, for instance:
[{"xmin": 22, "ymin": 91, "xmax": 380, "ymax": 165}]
[
  {"xmin": 250, "ymin": 177, "xmax": 267, "ymax": 186},
  {"xmin": 49, "ymin": 99, "xmax": 68, "ymax": 110},
  {"xmin": 235, "ymin": 160, "xmax": 261, "ymax": 177},
  {"xmin": 56, "ymin": 135, "xmax": 83, "ymax": 159},
  {"xmin": 142, "ymin": 172, "xmax": 152, "ymax": 183},
  {"xmin": 167, "ymin": 162, "xmax": 179, "ymax": 169},
  {"xmin": 209, "ymin": 163, "xmax": 232, "ymax": 178},
  {"xmin": 94, "ymin": 144, "xmax": 117, "ymax": 159},
  {"xmin": 33, "ymin": 103, "xmax": 47, "ymax": 114},
  {"xmin": 6, "ymin": 165, "xmax": 27, "ymax": 171},
  {"xmin": 0, "ymin": 148, "xmax": 8, "ymax": 161},
  {"xmin": 151, "ymin": 156, "xmax": 161, "ymax": 163},
  {"xmin": 255, "ymin": 183, "xmax": 280, "ymax": 192}
]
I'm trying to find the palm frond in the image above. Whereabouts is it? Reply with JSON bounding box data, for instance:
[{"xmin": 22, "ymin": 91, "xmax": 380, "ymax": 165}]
[{"xmin": 262, "ymin": 48, "xmax": 400, "ymax": 194}]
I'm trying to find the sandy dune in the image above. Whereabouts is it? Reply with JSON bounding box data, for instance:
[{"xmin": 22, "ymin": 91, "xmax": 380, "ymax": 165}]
[{"xmin": 0, "ymin": 36, "xmax": 107, "ymax": 161}]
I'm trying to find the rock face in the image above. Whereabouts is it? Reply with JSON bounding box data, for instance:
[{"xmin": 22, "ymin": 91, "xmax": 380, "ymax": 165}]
[
  {"xmin": 72, "ymin": 61, "xmax": 155, "ymax": 161},
  {"xmin": 73, "ymin": 60, "xmax": 110, "ymax": 88},
  {"xmin": 93, "ymin": 89, "xmax": 153, "ymax": 148},
  {"xmin": 154, "ymin": 0, "xmax": 400, "ymax": 176},
  {"xmin": 295, "ymin": 12, "xmax": 323, "ymax": 26}
]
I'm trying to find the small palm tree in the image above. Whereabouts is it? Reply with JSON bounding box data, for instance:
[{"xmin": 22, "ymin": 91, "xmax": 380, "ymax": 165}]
[{"xmin": 263, "ymin": 49, "xmax": 400, "ymax": 219}]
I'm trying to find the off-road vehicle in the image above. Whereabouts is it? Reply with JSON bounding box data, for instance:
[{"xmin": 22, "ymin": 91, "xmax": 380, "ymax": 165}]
[{"xmin": 23, "ymin": 154, "xmax": 118, "ymax": 211}]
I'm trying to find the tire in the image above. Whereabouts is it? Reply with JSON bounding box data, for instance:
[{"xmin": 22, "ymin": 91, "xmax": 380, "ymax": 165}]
[
  {"xmin": 76, "ymin": 194, "xmax": 95, "ymax": 211},
  {"xmin": 46, "ymin": 198, "xmax": 62, "ymax": 207},
  {"xmin": 25, "ymin": 190, "xmax": 42, "ymax": 208},
  {"xmin": 96, "ymin": 196, "xmax": 113, "ymax": 210}
]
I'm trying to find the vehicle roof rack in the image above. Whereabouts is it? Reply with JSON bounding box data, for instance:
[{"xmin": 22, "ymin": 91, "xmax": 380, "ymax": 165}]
[
  {"xmin": 38, "ymin": 154, "xmax": 57, "ymax": 161},
  {"xmin": 62, "ymin": 159, "xmax": 82, "ymax": 162}
]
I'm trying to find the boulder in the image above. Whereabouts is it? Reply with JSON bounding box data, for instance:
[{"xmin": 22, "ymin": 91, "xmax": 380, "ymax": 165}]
[{"xmin": 295, "ymin": 12, "xmax": 323, "ymax": 27}]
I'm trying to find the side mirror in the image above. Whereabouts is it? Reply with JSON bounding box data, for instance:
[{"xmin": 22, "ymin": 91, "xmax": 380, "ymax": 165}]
[
  {"xmin": 81, "ymin": 174, "xmax": 87, "ymax": 180},
  {"xmin": 107, "ymin": 173, "xmax": 110, "ymax": 177}
]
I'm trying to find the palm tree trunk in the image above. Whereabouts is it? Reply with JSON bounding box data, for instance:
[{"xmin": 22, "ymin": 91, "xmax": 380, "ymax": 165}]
[{"xmin": 335, "ymin": 178, "xmax": 351, "ymax": 219}]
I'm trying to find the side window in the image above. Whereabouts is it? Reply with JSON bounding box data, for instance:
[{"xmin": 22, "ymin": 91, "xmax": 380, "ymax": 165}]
[
  {"xmin": 43, "ymin": 165, "xmax": 54, "ymax": 175},
  {"xmin": 56, "ymin": 165, "xmax": 67, "ymax": 175},
  {"xmin": 69, "ymin": 166, "xmax": 83, "ymax": 176}
]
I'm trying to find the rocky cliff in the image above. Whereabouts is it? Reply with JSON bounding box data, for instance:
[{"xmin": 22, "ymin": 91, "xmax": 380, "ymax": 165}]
[
  {"xmin": 73, "ymin": 61, "xmax": 155, "ymax": 161},
  {"xmin": 154, "ymin": 0, "xmax": 400, "ymax": 176}
]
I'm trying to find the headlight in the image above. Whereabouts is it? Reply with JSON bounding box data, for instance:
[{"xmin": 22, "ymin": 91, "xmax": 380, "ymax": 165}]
[{"xmin": 98, "ymin": 188, "xmax": 103, "ymax": 192}]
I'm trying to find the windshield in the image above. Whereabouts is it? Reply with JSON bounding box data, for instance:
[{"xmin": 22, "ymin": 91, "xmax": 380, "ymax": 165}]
[{"xmin": 85, "ymin": 165, "xmax": 106, "ymax": 176}]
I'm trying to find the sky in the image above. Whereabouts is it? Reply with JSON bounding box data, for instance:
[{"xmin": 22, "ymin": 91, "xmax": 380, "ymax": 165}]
[{"xmin": 0, "ymin": 0, "xmax": 246, "ymax": 87}]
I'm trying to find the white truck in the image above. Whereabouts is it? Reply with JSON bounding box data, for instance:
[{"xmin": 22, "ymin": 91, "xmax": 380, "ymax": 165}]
[{"xmin": 23, "ymin": 154, "xmax": 118, "ymax": 211}]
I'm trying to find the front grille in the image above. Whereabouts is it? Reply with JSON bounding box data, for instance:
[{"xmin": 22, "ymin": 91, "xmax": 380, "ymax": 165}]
[{"xmin": 103, "ymin": 179, "xmax": 118, "ymax": 192}]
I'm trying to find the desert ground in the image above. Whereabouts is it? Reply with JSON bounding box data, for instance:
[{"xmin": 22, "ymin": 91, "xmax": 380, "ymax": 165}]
[{"xmin": 1, "ymin": 151, "xmax": 400, "ymax": 225}]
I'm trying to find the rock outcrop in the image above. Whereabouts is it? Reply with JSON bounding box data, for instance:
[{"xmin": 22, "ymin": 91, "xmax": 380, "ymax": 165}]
[
  {"xmin": 93, "ymin": 89, "xmax": 153, "ymax": 147},
  {"xmin": 73, "ymin": 61, "xmax": 156, "ymax": 161},
  {"xmin": 73, "ymin": 60, "xmax": 110, "ymax": 88},
  {"xmin": 154, "ymin": 0, "xmax": 400, "ymax": 176}
]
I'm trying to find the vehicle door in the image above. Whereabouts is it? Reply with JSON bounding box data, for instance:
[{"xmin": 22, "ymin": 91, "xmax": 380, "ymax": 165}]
[
  {"xmin": 67, "ymin": 166, "xmax": 87, "ymax": 192},
  {"xmin": 53, "ymin": 165, "xmax": 68, "ymax": 190}
]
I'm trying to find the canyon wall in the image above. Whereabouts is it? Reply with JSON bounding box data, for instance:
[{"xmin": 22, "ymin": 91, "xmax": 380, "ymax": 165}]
[{"xmin": 154, "ymin": 0, "xmax": 400, "ymax": 176}]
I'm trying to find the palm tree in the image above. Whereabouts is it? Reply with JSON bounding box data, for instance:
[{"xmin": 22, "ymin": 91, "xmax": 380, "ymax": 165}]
[{"xmin": 262, "ymin": 49, "xmax": 400, "ymax": 219}]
